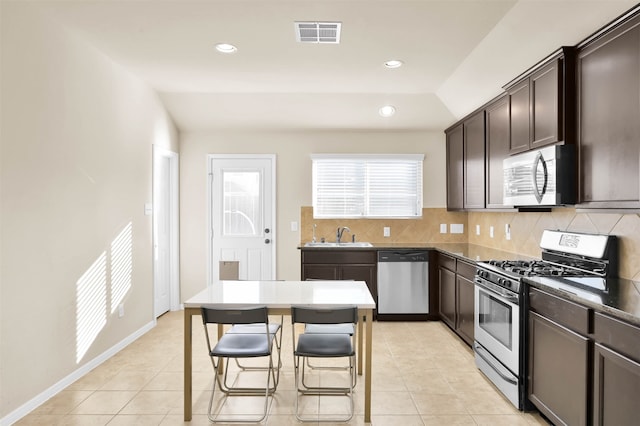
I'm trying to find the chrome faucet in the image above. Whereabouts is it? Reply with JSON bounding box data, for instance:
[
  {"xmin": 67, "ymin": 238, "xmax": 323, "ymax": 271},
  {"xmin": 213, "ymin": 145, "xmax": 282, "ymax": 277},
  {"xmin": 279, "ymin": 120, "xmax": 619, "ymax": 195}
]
[{"xmin": 336, "ymin": 226, "xmax": 351, "ymax": 243}]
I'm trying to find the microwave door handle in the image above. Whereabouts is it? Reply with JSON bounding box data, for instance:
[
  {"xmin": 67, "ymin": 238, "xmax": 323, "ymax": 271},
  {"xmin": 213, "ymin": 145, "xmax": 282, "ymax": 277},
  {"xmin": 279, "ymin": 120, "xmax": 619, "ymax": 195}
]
[{"xmin": 531, "ymin": 151, "xmax": 548, "ymax": 203}]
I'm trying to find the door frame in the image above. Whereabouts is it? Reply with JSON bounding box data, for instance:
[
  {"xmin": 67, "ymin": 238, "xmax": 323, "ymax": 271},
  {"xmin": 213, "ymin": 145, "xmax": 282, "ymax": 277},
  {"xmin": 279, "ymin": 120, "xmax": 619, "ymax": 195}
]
[
  {"xmin": 207, "ymin": 154, "xmax": 277, "ymax": 284},
  {"xmin": 153, "ymin": 145, "xmax": 180, "ymax": 315}
]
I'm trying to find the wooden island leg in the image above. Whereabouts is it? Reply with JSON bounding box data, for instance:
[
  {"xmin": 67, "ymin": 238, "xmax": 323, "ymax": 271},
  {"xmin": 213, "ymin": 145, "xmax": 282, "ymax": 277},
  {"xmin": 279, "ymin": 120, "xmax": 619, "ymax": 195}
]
[
  {"xmin": 184, "ymin": 308, "xmax": 194, "ymax": 421},
  {"xmin": 364, "ymin": 309, "xmax": 372, "ymax": 423}
]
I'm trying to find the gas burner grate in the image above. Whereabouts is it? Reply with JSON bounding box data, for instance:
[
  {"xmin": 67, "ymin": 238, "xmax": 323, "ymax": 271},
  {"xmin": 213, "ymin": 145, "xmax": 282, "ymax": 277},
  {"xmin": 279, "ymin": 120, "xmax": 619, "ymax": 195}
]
[{"xmin": 486, "ymin": 259, "xmax": 595, "ymax": 278}]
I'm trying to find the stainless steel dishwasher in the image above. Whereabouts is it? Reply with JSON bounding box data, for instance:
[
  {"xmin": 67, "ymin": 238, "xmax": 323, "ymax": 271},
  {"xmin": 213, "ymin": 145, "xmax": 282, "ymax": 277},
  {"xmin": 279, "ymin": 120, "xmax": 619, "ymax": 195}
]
[{"xmin": 377, "ymin": 250, "xmax": 429, "ymax": 314}]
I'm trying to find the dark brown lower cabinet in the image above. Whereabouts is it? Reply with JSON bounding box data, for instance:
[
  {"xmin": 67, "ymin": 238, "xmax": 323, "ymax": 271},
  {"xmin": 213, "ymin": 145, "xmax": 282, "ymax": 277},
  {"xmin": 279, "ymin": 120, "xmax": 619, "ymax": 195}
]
[
  {"xmin": 528, "ymin": 287, "xmax": 590, "ymax": 426},
  {"xmin": 593, "ymin": 343, "xmax": 640, "ymax": 426},
  {"xmin": 438, "ymin": 266, "xmax": 456, "ymax": 329},
  {"xmin": 592, "ymin": 312, "xmax": 640, "ymax": 426},
  {"xmin": 528, "ymin": 311, "xmax": 590, "ymax": 426},
  {"xmin": 528, "ymin": 287, "xmax": 640, "ymax": 425},
  {"xmin": 455, "ymin": 261, "xmax": 475, "ymax": 346},
  {"xmin": 300, "ymin": 249, "xmax": 378, "ymax": 316},
  {"xmin": 301, "ymin": 264, "xmax": 339, "ymax": 280},
  {"xmin": 437, "ymin": 253, "xmax": 475, "ymax": 346}
]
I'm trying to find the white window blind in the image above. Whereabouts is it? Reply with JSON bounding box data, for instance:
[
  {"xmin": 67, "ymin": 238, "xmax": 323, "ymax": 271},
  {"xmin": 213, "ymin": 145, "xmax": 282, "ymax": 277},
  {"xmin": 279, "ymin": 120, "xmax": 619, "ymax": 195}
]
[{"xmin": 312, "ymin": 154, "xmax": 423, "ymax": 218}]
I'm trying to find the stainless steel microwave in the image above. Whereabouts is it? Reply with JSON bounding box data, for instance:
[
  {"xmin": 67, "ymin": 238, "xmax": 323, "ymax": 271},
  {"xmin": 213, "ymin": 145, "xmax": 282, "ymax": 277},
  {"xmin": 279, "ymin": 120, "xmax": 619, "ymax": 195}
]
[{"xmin": 503, "ymin": 145, "xmax": 576, "ymax": 207}]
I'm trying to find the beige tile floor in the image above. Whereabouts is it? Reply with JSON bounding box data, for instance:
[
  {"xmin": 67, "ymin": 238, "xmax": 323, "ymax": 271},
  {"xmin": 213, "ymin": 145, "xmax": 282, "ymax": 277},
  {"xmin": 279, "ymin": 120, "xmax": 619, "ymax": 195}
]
[{"xmin": 16, "ymin": 311, "xmax": 550, "ymax": 425}]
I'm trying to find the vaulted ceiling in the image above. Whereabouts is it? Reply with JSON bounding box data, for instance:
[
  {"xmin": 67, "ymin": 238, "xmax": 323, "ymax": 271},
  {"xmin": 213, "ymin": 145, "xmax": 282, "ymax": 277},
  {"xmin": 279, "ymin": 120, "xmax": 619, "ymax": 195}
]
[{"xmin": 31, "ymin": 0, "xmax": 638, "ymax": 132}]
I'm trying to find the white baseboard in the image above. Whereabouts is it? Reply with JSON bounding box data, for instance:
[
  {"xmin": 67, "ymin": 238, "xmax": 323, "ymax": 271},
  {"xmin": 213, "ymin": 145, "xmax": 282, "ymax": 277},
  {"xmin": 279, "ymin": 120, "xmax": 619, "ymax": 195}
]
[{"xmin": 1, "ymin": 319, "xmax": 156, "ymax": 426}]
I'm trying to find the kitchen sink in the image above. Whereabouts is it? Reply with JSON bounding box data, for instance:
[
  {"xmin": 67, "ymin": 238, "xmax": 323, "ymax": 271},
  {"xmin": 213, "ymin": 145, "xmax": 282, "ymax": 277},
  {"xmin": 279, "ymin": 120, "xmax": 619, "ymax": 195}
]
[{"xmin": 304, "ymin": 242, "xmax": 373, "ymax": 248}]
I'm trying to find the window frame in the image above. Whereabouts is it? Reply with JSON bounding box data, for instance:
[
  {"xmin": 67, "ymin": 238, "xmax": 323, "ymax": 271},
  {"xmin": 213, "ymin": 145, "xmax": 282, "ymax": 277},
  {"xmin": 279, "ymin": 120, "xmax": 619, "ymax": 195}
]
[{"xmin": 311, "ymin": 154, "xmax": 424, "ymax": 219}]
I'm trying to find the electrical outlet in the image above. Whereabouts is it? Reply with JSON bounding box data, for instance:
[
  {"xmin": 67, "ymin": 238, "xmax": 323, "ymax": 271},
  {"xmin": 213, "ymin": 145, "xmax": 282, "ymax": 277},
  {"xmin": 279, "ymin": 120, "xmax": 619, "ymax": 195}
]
[
  {"xmin": 476, "ymin": 225, "xmax": 480, "ymax": 235},
  {"xmin": 490, "ymin": 226, "xmax": 494, "ymax": 238},
  {"xmin": 383, "ymin": 227, "xmax": 391, "ymax": 237},
  {"xmin": 505, "ymin": 223, "xmax": 511, "ymax": 240},
  {"xmin": 440, "ymin": 224, "xmax": 447, "ymax": 234},
  {"xmin": 118, "ymin": 304, "xmax": 124, "ymax": 318},
  {"xmin": 290, "ymin": 221, "xmax": 298, "ymax": 231}
]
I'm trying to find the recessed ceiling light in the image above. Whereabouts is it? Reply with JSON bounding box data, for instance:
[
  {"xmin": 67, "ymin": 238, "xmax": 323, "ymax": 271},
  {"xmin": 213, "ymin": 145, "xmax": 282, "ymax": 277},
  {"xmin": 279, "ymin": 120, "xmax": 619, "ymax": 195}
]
[
  {"xmin": 384, "ymin": 60, "xmax": 403, "ymax": 69},
  {"xmin": 379, "ymin": 105, "xmax": 396, "ymax": 117},
  {"xmin": 215, "ymin": 43, "xmax": 237, "ymax": 53}
]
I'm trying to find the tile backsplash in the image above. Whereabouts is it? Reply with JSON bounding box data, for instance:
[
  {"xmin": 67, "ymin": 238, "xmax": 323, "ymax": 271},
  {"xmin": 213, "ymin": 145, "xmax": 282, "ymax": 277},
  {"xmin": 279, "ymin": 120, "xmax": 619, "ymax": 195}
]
[
  {"xmin": 300, "ymin": 207, "xmax": 468, "ymax": 245},
  {"xmin": 300, "ymin": 206, "xmax": 640, "ymax": 281}
]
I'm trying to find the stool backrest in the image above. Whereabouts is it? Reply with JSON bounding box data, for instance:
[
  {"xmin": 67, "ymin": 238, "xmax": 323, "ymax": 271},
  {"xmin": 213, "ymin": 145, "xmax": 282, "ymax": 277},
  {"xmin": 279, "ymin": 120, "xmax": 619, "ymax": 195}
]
[
  {"xmin": 291, "ymin": 306, "xmax": 358, "ymax": 325},
  {"xmin": 201, "ymin": 305, "xmax": 268, "ymax": 325}
]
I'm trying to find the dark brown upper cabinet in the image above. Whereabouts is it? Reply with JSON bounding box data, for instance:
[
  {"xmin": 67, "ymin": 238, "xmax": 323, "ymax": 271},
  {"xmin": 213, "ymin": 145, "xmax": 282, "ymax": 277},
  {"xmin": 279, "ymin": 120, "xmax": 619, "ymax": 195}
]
[
  {"xmin": 485, "ymin": 95, "xmax": 510, "ymax": 208},
  {"xmin": 577, "ymin": 10, "xmax": 640, "ymax": 209},
  {"xmin": 507, "ymin": 78, "xmax": 530, "ymax": 153},
  {"xmin": 505, "ymin": 47, "xmax": 577, "ymax": 155},
  {"xmin": 446, "ymin": 124, "xmax": 464, "ymax": 210},
  {"xmin": 463, "ymin": 111, "xmax": 486, "ymax": 209},
  {"xmin": 446, "ymin": 110, "xmax": 486, "ymax": 211}
]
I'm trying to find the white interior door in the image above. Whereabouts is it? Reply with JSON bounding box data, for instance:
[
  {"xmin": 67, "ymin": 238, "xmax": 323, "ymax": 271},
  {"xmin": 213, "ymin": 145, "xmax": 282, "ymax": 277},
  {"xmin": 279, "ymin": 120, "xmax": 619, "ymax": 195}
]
[
  {"xmin": 153, "ymin": 146, "xmax": 179, "ymax": 317},
  {"xmin": 208, "ymin": 155, "xmax": 276, "ymax": 282}
]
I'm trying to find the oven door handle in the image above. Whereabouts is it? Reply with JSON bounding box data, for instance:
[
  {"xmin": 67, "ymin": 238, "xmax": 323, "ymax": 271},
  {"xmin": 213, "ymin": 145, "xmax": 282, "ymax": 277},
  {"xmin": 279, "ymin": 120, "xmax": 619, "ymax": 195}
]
[
  {"xmin": 474, "ymin": 278, "xmax": 519, "ymax": 304},
  {"xmin": 474, "ymin": 342, "xmax": 518, "ymax": 385}
]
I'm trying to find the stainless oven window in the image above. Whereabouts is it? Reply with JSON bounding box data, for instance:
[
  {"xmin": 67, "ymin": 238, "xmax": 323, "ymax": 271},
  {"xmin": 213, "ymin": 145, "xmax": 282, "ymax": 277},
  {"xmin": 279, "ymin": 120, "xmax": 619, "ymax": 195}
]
[{"xmin": 478, "ymin": 290, "xmax": 513, "ymax": 350}]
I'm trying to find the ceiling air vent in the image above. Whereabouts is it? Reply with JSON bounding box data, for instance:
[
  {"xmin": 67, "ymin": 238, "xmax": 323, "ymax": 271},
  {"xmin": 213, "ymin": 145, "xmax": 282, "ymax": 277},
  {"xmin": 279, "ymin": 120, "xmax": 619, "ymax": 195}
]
[{"xmin": 295, "ymin": 21, "xmax": 341, "ymax": 44}]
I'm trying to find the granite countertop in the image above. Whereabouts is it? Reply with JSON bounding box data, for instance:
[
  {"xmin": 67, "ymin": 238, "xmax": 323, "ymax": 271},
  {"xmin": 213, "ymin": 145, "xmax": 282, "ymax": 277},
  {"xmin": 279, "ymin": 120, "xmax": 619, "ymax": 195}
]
[
  {"xmin": 525, "ymin": 276, "xmax": 640, "ymax": 327},
  {"xmin": 299, "ymin": 242, "xmax": 537, "ymax": 263},
  {"xmin": 299, "ymin": 242, "xmax": 640, "ymax": 326}
]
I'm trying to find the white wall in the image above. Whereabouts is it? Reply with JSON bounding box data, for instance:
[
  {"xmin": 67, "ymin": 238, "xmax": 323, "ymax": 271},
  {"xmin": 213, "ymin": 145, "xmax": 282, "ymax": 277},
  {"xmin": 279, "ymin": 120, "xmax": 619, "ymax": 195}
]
[
  {"xmin": 179, "ymin": 129, "xmax": 446, "ymax": 300},
  {"xmin": 0, "ymin": 3, "xmax": 178, "ymax": 420}
]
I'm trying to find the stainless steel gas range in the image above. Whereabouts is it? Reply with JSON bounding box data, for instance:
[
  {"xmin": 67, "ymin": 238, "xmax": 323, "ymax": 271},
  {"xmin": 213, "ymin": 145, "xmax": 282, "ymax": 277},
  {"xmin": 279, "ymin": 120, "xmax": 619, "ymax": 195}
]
[{"xmin": 473, "ymin": 230, "xmax": 617, "ymax": 410}]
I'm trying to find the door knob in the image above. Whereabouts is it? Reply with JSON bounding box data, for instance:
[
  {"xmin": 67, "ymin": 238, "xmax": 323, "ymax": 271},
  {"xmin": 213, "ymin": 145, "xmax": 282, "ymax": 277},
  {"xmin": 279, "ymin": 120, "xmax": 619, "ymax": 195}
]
[
  {"xmin": 265, "ymin": 239, "xmax": 271, "ymax": 244},
  {"xmin": 265, "ymin": 228, "xmax": 270, "ymax": 234}
]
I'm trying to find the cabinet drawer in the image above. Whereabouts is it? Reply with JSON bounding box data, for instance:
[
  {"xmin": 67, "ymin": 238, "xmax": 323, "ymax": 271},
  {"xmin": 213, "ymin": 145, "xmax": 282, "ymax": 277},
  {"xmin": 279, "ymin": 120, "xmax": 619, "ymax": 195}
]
[
  {"xmin": 301, "ymin": 250, "xmax": 376, "ymax": 264},
  {"xmin": 438, "ymin": 253, "xmax": 456, "ymax": 272},
  {"xmin": 594, "ymin": 312, "xmax": 640, "ymax": 362},
  {"xmin": 456, "ymin": 260, "xmax": 476, "ymax": 281},
  {"xmin": 529, "ymin": 287, "xmax": 591, "ymax": 335}
]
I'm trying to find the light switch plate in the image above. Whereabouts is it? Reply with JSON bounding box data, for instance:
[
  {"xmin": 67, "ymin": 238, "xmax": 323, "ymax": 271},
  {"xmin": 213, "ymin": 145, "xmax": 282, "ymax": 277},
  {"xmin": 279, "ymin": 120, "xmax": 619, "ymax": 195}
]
[
  {"xmin": 476, "ymin": 225, "xmax": 480, "ymax": 235},
  {"xmin": 440, "ymin": 224, "xmax": 447, "ymax": 234},
  {"xmin": 490, "ymin": 226, "xmax": 494, "ymax": 238},
  {"xmin": 450, "ymin": 224, "xmax": 464, "ymax": 234},
  {"xmin": 290, "ymin": 221, "xmax": 298, "ymax": 231},
  {"xmin": 505, "ymin": 223, "xmax": 511, "ymax": 240},
  {"xmin": 383, "ymin": 227, "xmax": 391, "ymax": 237}
]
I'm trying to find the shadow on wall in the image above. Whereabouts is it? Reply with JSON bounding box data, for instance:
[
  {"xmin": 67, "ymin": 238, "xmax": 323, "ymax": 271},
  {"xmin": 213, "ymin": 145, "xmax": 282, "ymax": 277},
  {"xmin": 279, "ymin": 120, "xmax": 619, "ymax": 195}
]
[{"xmin": 76, "ymin": 221, "xmax": 132, "ymax": 363}]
